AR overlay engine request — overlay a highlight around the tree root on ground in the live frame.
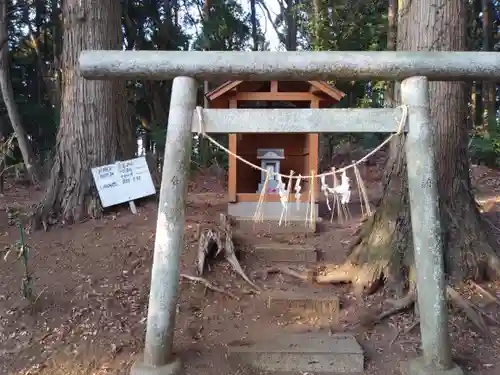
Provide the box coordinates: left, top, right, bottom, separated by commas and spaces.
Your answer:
258, 265, 313, 282
373, 289, 416, 323
260, 261, 384, 295
390, 318, 420, 347
363, 286, 497, 338
446, 286, 490, 340
470, 281, 500, 307
180, 274, 239, 300
196, 213, 260, 293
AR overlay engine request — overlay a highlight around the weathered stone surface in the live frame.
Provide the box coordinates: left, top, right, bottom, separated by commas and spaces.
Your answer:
264, 289, 340, 322
80, 50, 500, 82
233, 219, 317, 234
228, 202, 317, 221
229, 210, 320, 234
130, 357, 183, 375
228, 332, 364, 373
252, 243, 318, 263
400, 357, 464, 375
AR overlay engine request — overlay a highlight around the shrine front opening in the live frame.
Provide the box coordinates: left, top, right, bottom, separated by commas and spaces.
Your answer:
205, 79, 345, 221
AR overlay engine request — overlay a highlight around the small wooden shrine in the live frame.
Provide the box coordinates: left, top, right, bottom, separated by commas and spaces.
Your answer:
205, 80, 345, 220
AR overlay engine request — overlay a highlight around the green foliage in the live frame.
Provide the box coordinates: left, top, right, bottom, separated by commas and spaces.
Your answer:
302, 0, 388, 52
147, 121, 167, 154
193, 0, 253, 51
470, 123, 500, 167
3, 223, 36, 302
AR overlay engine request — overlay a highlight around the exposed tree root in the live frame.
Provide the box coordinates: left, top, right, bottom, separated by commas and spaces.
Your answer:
196, 213, 260, 292
470, 281, 500, 307
390, 318, 420, 347
258, 265, 313, 282
374, 288, 416, 323
260, 260, 385, 296
446, 286, 490, 340
180, 274, 238, 300
30, 155, 104, 231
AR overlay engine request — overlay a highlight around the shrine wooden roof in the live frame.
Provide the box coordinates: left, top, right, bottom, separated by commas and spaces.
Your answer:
205, 80, 345, 103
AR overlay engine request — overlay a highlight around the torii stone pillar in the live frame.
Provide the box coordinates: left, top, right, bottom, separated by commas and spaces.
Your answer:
400, 76, 463, 375
131, 76, 197, 375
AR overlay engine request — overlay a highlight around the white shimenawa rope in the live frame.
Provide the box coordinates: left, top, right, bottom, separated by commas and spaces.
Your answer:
195, 105, 408, 179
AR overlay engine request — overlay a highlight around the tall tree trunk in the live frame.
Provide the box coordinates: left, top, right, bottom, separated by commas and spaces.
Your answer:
481, 0, 497, 133
285, 0, 297, 51
18, 0, 62, 109
384, 0, 397, 107
113, 0, 135, 160
312, 0, 329, 51
312, 0, 331, 170
51, 0, 63, 106
472, 0, 483, 129
384, 0, 401, 179
0, 0, 40, 183
0, 118, 5, 194
474, 82, 484, 129
33, 0, 125, 229
321, 0, 500, 295
250, 0, 258, 51
200, 0, 211, 167
115, 82, 136, 160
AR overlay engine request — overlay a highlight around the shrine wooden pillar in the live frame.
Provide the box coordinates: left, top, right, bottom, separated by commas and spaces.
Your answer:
309, 98, 320, 197
228, 99, 238, 202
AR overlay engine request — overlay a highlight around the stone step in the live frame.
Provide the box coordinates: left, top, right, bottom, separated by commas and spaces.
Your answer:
264, 289, 340, 323
232, 217, 319, 234
228, 332, 364, 373
251, 243, 318, 263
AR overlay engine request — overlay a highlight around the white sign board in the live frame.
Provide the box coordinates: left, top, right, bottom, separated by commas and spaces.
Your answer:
91, 156, 156, 208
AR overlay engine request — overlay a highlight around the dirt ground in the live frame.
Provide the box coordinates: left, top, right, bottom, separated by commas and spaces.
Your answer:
1, 165, 500, 375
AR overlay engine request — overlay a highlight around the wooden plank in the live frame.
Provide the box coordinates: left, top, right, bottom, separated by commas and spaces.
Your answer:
237, 193, 309, 203
233, 92, 314, 101
308, 81, 345, 100
193, 108, 405, 133
309, 99, 320, 201
228, 99, 238, 202
206, 80, 242, 100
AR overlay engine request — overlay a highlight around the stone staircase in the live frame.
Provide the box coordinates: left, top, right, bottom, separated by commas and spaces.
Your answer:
232, 226, 365, 374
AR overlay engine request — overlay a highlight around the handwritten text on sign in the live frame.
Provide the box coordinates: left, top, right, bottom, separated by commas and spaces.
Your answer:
91, 157, 156, 208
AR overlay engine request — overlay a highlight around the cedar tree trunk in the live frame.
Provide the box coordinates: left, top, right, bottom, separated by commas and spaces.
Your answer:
33, 0, 129, 228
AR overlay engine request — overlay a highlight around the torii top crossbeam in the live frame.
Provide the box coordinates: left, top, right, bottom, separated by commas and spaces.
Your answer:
79, 51, 500, 81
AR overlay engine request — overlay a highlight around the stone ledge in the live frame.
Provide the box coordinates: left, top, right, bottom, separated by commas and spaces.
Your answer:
233, 218, 319, 234
251, 243, 318, 263
264, 289, 340, 322
401, 357, 464, 375
130, 356, 183, 375
228, 332, 363, 373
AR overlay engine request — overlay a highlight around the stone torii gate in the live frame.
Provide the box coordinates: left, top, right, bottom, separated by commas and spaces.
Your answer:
79, 51, 500, 375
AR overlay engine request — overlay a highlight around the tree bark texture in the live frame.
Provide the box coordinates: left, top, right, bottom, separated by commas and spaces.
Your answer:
250, 0, 258, 51
348, 0, 500, 292
33, 0, 129, 228
0, 0, 40, 183
285, 0, 297, 51
481, 0, 497, 133
384, 0, 397, 107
